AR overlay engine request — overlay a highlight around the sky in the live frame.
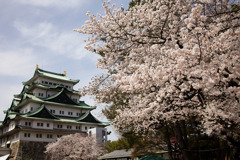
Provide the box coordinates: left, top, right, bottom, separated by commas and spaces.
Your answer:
0, 0, 131, 141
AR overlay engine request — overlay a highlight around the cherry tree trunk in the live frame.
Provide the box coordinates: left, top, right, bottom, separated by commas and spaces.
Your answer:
174, 121, 190, 160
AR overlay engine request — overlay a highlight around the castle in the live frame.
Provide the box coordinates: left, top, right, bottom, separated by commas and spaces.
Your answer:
0, 66, 108, 159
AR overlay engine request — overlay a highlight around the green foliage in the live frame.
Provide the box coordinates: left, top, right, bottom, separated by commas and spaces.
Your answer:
105, 138, 131, 153
129, 0, 141, 8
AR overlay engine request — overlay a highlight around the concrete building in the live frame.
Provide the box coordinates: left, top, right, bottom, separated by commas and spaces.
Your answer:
0, 66, 108, 159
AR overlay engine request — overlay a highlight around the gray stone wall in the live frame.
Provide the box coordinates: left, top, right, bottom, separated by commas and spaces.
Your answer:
9, 141, 49, 160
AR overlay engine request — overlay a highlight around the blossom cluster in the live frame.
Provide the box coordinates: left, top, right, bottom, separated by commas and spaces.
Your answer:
75, 0, 240, 141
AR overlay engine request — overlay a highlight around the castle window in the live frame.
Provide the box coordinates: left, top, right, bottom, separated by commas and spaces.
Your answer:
38, 93, 43, 97
59, 110, 64, 115
30, 107, 33, 111
45, 81, 48, 84
24, 133, 30, 137
85, 126, 88, 130
47, 134, 53, 138
50, 109, 55, 113
57, 125, 62, 128
53, 83, 56, 85
76, 126, 81, 130
47, 123, 50, 127
68, 112, 73, 115
25, 122, 31, 126
67, 125, 72, 129
49, 82, 52, 85
36, 134, 42, 138
37, 122, 43, 127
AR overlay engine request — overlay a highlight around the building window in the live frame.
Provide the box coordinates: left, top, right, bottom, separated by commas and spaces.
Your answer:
59, 110, 64, 115
85, 126, 88, 130
37, 122, 43, 127
38, 93, 43, 97
25, 122, 31, 126
30, 107, 33, 111
47, 123, 50, 127
68, 112, 73, 115
47, 134, 53, 138
49, 82, 52, 85
57, 125, 62, 128
24, 133, 30, 137
76, 126, 81, 130
67, 125, 72, 129
36, 134, 42, 138
50, 109, 55, 114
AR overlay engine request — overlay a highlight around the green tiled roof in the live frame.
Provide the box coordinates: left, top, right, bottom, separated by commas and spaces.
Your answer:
21, 109, 109, 126
23, 68, 79, 85
44, 88, 79, 105
0, 111, 18, 126
77, 111, 105, 124
14, 83, 80, 100
23, 105, 59, 120
16, 93, 95, 110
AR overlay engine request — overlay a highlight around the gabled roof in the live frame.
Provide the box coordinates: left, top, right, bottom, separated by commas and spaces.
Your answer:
44, 88, 78, 105
15, 93, 95, 110
77, 111, 103, 124
0, 110, 18, 126
23, 68, 79, 86
0, 109, 108, 127
22, 105, 59, 120
29, 83, 80, 94
9, 98, 20, 111
14, 83, 80, 100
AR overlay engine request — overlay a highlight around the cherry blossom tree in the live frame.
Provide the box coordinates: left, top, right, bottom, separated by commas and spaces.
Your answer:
45, 133, 101, 160
75, 0, 240, 159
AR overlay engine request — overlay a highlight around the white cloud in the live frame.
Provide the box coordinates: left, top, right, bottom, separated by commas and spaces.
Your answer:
16, 0, 89, 9
0, 49, 37, 77
13, 21, 91, 60
14, 21, 53, 39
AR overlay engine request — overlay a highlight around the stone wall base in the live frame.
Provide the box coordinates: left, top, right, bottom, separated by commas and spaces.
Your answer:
9, 141, 49, 160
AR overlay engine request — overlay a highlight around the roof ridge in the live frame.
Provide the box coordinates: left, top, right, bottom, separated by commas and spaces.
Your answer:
37, 68, 65, 77
24, 104, 59, 120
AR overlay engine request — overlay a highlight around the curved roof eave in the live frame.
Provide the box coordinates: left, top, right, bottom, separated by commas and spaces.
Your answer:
23, 69, 79, 85
28, 83, 81, 94
22, 104, 59, 120
76, 111, 109, 126
15, 93, 95, 110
